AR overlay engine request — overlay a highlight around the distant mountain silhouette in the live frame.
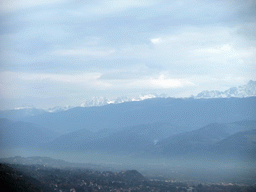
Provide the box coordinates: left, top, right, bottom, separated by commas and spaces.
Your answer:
46, 122, 185, 153
153, 122, 256, 159
44, 128, 97, 151
20, 97, 256, 133
41, 120, 256, 160
0, 118, 58, 148
154, 123, 230, 156
211, 129, 256, 159
1, 97, 256, 162
0, 108, 46, 121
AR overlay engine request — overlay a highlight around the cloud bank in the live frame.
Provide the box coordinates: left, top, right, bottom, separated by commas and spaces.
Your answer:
0, 0, 255, 109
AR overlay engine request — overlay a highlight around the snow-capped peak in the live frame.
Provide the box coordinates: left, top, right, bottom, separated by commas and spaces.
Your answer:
195, 80, 256, 98
80, 97, 112, 107
80, 94, 165, 107
47, 105, 73, 113
138, 94, 157, 100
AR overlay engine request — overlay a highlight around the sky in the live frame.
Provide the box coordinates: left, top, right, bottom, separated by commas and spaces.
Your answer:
0, 0, 255, 110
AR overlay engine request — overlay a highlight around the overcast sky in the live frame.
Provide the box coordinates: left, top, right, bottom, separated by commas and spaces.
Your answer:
0, 0, 255, 109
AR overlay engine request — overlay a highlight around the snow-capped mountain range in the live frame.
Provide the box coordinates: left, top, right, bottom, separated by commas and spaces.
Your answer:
80, 94, 165, 107
2, 81, 255, 114
81, 80, 256, 108
0, 94, 165, 116
47, 80, 256, 112
195, 80, 256, 98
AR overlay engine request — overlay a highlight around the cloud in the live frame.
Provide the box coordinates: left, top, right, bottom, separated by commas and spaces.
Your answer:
96, 0, 156, 12
53, 48, 116, 57
0, 0, 66, 12
193, 43, 255, 58
0, 71, 112, 99
69, 0, 157, 17
127, 73, 195, 89
0, 0, 255, 109
118, 25, 255, 74
0, 70, 194, 99
150, 38, 162, 44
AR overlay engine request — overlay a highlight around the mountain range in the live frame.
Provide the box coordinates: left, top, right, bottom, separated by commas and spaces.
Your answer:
153, 121, 256, 158
0, 81, 256, 165
80, 94, 162, 107
45, 120, 256, 160
195, 80, 256, 98
0, 81, 255, 117
0, 118, 58, 148
18, 97, 256, 133
1, 117, 255, 161
79, 80, 256, 107
1, 96, 256, 161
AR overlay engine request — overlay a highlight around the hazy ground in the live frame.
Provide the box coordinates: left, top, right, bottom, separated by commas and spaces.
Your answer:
1, 147, 255, 184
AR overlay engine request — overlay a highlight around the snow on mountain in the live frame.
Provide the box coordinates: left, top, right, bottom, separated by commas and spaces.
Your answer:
2, 94, 164, 115
0, 107, 46, 120
80, 94, 164, 107
47, 105, 73, 113
81, 97, 113, 107
6, 81, 256, 113
195, 80, 256, 98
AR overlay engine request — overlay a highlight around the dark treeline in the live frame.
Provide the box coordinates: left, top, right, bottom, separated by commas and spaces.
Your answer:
1, 163, 256, 192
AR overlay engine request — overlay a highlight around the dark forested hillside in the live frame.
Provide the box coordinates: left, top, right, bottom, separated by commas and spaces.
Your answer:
0, 163, 54, 192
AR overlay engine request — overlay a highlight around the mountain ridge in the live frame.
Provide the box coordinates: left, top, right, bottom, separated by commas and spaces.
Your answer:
195, 80, 256, 98
20, 97, 256, 133
1, 80, 255, 115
